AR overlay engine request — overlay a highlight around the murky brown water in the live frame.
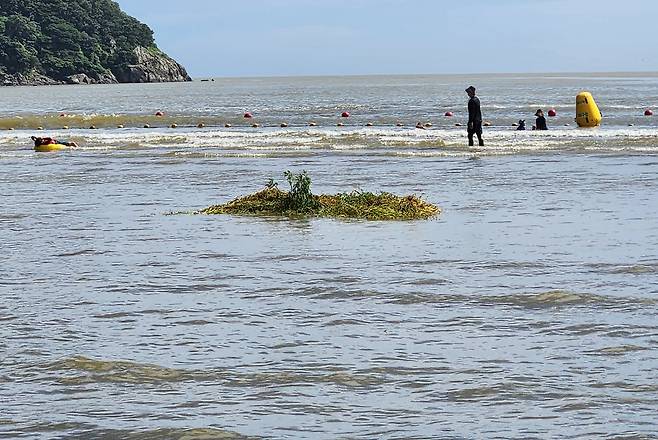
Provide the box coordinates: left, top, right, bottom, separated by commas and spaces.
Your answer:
2, 75, 658, 439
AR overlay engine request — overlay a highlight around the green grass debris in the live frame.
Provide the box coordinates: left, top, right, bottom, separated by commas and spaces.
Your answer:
199, 171, 440, 220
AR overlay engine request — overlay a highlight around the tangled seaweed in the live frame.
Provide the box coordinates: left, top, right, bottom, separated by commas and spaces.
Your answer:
200, 171, 440, 221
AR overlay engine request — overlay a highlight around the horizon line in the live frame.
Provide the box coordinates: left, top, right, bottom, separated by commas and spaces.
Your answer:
190, 70, 658, 80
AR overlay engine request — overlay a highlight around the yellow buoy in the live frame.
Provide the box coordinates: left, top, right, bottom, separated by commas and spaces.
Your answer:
576, 92, 602, 127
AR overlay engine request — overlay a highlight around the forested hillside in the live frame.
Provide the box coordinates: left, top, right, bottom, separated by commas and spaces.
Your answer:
0, 0, 190, 85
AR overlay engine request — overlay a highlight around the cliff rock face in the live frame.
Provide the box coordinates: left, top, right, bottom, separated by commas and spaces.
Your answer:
1, 49, 190, 86
65, 72, 118, 85
1, 71, 60, 86
2, 71, 121, 86
114, 47, 192, 83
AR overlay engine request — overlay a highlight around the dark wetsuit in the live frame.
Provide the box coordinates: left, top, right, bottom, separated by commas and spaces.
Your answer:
467, 96, 484, 146
535, 116, 548, 130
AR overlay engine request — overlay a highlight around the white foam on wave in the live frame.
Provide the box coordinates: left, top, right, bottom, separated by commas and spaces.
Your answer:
2, 126, 658, 156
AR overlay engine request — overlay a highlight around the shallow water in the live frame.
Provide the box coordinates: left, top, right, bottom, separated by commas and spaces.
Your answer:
1, 74, 658, 439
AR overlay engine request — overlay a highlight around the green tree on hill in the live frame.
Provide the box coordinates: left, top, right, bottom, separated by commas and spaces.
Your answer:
0, 0, 186, 83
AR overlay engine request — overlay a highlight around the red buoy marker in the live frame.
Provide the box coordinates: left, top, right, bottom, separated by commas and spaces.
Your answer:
341, 111, 350, 118
645, 109, 654, 116
244, 112, 253, 119
155, 111, 164, 117
444, 111, 454, 117
548, 109, 557, 117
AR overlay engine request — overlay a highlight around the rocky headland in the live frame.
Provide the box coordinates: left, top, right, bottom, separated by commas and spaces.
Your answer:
0, 0, 191, 86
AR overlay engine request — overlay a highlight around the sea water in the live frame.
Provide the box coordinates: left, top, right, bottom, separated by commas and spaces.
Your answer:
1, 74, 657, 439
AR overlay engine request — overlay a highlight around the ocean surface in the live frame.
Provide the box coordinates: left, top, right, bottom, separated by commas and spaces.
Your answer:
1, 73, 658, 439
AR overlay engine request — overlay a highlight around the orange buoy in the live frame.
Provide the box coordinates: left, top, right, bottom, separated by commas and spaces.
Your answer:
244, 112, 253, 119
341, 112, 350, 118
645, 109, 654, 116
444, 111, 453, 117
155, 111, 164, 117
548, 109, 557, 117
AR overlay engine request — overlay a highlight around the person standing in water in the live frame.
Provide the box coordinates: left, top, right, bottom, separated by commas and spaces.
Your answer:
465, 86, 484, 146
534, 109, 548, 130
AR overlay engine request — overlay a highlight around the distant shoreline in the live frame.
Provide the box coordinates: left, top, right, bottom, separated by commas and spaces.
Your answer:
190, 71, 658, 81
4, 71, 657, 87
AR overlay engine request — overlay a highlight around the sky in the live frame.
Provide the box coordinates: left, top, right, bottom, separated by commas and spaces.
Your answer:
115, 0, 658, 77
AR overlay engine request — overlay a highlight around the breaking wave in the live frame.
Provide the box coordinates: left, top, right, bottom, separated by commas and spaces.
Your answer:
2, 125, 658, 158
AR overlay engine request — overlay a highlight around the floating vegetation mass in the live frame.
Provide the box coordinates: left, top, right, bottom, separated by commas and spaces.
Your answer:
199, 171, 440, 220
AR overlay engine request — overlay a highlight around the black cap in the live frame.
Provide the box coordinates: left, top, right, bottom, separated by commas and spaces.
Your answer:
465, 86, 476, 93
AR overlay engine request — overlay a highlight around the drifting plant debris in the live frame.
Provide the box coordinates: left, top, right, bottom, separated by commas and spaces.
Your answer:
199, 171, 440, 220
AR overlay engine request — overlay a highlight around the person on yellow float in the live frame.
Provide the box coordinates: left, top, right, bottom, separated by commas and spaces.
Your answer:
31, 136, 78, 148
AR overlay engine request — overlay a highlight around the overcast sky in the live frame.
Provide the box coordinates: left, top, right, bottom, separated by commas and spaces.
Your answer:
115, 0, 657, 77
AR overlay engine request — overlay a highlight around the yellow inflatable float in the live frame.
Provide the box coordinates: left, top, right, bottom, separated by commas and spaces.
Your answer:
34, 143, 68, 152
31, 135, 74, 152
576, 92, 602, 127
